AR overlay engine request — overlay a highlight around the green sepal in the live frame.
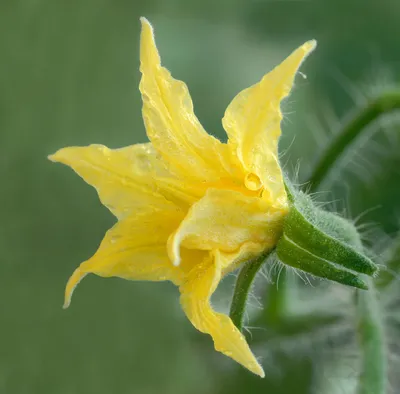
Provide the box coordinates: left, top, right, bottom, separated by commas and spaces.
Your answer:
277, 234, 368, 289
277, 182, 378, 289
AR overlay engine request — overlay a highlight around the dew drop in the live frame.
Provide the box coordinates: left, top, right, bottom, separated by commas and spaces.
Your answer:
244, 173, 262, 191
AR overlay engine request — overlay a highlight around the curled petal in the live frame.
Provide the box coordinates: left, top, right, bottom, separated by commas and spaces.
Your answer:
216, 242, 270, 276
64, 209, 185, 308
222, 40, 316, 205
168, 188, 287, 267
179, 254, 265, 377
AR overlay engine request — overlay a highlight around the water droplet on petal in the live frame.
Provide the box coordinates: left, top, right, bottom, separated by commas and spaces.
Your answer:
244, 173, 262, 191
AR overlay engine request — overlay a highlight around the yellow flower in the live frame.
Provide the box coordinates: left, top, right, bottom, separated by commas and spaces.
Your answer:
49, 17, 315, 377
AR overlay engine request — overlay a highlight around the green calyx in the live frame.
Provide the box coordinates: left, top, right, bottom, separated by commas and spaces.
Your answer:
276, 183, 378, 289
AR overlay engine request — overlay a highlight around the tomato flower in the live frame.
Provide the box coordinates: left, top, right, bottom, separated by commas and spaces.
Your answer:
49, 17, 315, 376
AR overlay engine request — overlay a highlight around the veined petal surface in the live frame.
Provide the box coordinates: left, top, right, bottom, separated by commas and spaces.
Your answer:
179, 254, 265, 377
139, 18, 241, 184
49, 143, 198, 218
168, 188, 286, 267
222, 41, 316, 204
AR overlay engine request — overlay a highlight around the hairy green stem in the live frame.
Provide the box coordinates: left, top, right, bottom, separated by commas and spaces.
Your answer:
308, 91, 400, 192
306, 93, 393, 393
356, 278, 387, 394
229, 250, 273, 331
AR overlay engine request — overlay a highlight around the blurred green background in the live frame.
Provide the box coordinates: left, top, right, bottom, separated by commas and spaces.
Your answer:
2, 0, 400, 393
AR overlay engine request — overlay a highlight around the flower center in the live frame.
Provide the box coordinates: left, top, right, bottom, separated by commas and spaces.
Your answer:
244, 172, 263, 191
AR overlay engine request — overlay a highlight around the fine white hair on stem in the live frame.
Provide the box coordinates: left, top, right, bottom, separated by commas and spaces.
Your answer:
248, 292, 263, 310
258, 266, 272, 282
352, 205, 382, 226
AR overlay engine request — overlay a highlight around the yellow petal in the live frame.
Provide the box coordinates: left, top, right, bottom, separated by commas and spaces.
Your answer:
139, 18, 240, 183
222, 41, 316, 204
180, 254, 264, 377
216, 242, 269, 276
168, 188, 286, 267
49, 143, 197, 218
64, 208, 185, 308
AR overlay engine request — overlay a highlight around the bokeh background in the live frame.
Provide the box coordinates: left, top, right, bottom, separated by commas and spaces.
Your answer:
2, 0, 400, 393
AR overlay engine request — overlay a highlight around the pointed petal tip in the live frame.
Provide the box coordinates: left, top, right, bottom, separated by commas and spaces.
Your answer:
48, 153, 56, 162
64, 268, 88, 310
253, 363, 265, 378
62, 300, 70, 309
140, 16, 152, 30
139, 15, 160, 70
298, 40, 317, 61
305, 39, 317, 51
47, 148, 68, 163
140, 16, 155, 41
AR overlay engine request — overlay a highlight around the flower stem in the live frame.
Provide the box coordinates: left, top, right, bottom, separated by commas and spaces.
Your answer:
306, 92, 394, 394
356, 278, 387, 394
308, 91, 400, 193
230, 251, 273, 331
